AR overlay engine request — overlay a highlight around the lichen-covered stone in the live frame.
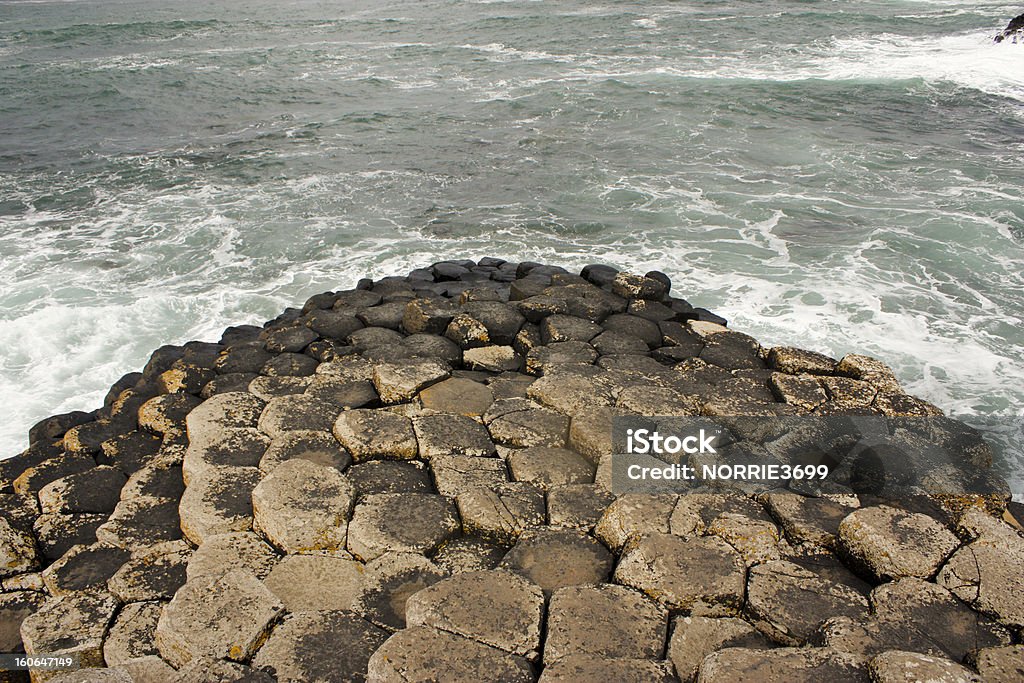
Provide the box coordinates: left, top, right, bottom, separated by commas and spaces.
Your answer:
263, 554, 366, 612
372, 358, 450, 404
367, 626, 534, 683
179, 466, 262, 545
463, 345, 521, 372
33, 512, 107, 561
252, 610, 389, 683
547, 484, 615, 531
413, 413, 495, 459
38, 466, 127, 515
251, 458, 355, 554
185, 392, 265, 447
668, 615, 773, 682
405, 570, 545, 658
155, 569, 284, 668
746, 560, 869, 645
488, 404, 569, 448
185, 531, 278, 583
614, 533, 745, 613
138, 393, 202, 434
258, 429, 351, 474
41, 542, 130, 596
544, 584, 668, 663
20, 590, 120, 669
182, 427, 269, 484
357, 552, 449, 630
107, 540, 191, 602
868, 650, 980, 683
347, 493, 460, 561
594, 494, 677, 553
500, 528, 613, 594
976, 645, 1024, 681
333, 409, 418, 461
103, 600, 162, 666
258, 394, 338, 437
763, 492, 858, 550
539, 655, 676, 683
767, 347, 837, 375
506, 446, 595, 490
697, 647, 868, 683
0, 590, 47, 653
0, 516, 39, 578
457, 482, 545, 543
837, 505, 959, 582
419, 377, 494, 416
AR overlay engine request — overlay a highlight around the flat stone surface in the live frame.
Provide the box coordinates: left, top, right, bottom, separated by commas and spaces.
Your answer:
252, 610, 389, 683
96, 496, 182, 550
98, 430, 163, 474
0, 590, 47, 652
500, 528, 613, 594
305, 376, 379, 408
525, 341, 597, 376
357, 552, 449, 630
464, 345, 521, 372
41, 542, 131, 596
170, 657, 275, 683
456, 482, 545, 543
541, 314, 602, 344
372, 358, 450, 404
182, 427, 269, 485
258, 429, 351, 474
20, 590, 119, 667
14, 452, 96, 496
347, 493, 460, 561
114, 655, 177, 683
545, 583, 668, 662
248, 374, 312, 401
431, 454, 507, 497
179, 466, 262, 545
263, 553, 366, 612
346, 460, 434, 498
547, 484, 615, 531
432, 536, 508, 574
526, 370, 614, 415
367, 626, 534, 683
155, 569, 285, 668
185, 392, 266, 447
837, 504, 959, 582
261, 351, 319, 377
506, 446, 595, 490
614, 532, 746, 613
38, 466, 127, 515
138, 393, 202, 434
406, 570, 544, 658
333, 409, 418, 461
419, 377, 494, 417
258, 394, 338, 438
34, 512, 107, 561
768, 347, 838, 375
108, 541, 191, 602
668, 615, 773, 682
538, 655, 676, 683
763, 492, 858, 550
185, 531, 278, 582
413, 413, 495, 458
976, 645, 1024, 681
594, 494, 677, 553
488, 404, 570, 448
252, 458, 355, 554
868, 651, 980, 683
746, 560, 869, 645
697, 647, 868, 683
103, 600, 162, 666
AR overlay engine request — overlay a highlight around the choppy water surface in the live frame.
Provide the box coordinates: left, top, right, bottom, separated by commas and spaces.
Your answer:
1, 0, 1023, 486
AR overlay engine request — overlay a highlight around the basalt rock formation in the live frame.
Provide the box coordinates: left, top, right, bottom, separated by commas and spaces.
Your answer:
994, 12, 1024, 43
0, 259, 1022, 682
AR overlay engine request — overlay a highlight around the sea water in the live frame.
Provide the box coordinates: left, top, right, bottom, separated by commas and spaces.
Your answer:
1, 0, 1022, 490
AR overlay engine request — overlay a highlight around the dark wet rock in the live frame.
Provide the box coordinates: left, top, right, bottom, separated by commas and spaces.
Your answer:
261, 351, 319, 377
994, 12, 1024, 43
0, 590, 47, 653
611, 272, 668, 300
158, 364, 216, 395
98, 430, 163, 474
257, 394, 338, 438
248, 374, 311, 401
305, 375, 379, 408
699, 331, 765, 370
541, 314, 602, 344
358, 301, 409, 330
601, 313, 662, 348
252, 610, 388, 683
40, 542, 130, 596
403, 298, 458, 335
29, 410, 95, 446
581, 263, 618, 287
200, 371, 257, 398
37, 465, 125, 515
33, 512, 107, 561
97, 496, 182, 550
14, 452, 95, 496
215, 343, 274, 375
108, 541, 190, 602
304, 308, 365, 340
182, 428, 269, 484
345, 460, 434, 500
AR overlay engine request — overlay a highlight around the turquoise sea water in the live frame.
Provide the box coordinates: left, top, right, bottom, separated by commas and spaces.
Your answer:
1, 0, 1022, 486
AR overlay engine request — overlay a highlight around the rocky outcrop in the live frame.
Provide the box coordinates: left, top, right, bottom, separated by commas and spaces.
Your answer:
0, 258, 1019, 681
994, 13, 1024, 43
